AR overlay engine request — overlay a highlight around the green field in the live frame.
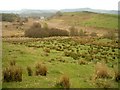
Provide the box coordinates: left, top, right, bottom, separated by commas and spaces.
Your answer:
2, 37, 119, 88
50, 12, 118, 30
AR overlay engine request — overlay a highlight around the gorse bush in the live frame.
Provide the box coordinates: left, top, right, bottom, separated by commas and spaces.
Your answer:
49, 28, 69, 37
25, 22, 49, 38
27, 66, 33, 76
3, 65, 22, 82
35, 62, 47, 76
25, 22, 69, 38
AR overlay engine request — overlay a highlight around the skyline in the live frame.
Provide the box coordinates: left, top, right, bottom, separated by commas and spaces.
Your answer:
0, 0, 119, 10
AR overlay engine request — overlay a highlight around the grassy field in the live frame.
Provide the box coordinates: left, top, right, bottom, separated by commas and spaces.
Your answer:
2, 11, 119, 88
49, 12, 118, 30
2, 37, 119, 88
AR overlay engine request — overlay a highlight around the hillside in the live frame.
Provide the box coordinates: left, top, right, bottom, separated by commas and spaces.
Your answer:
49, 11, 118, 30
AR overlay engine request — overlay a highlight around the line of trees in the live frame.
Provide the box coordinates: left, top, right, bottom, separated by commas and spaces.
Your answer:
1, 13, 20, 22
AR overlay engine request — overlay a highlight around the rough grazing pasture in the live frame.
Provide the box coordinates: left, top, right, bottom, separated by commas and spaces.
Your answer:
2, 12, 119, 88
2, 37, 119, 88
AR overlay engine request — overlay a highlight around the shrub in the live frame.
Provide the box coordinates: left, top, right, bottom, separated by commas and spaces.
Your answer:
10, 60, 16, 66
49, 28, 69, 37
35, 63, 47, 76
3, 66, 22, 82
25, 22, 49, 38
27, 66, 33, 76
25, 22, 69, 38
94, 62, 109, 79
56, 74, 70, 88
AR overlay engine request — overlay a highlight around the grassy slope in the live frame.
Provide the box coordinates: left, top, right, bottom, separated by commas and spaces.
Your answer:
50, 12, 118, 30
2, 37, 119, 88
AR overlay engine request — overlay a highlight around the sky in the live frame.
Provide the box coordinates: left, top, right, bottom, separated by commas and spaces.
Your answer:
0, 0, 119, 10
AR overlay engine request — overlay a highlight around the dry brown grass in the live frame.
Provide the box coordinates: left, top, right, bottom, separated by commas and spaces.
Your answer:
56, 74, 70, 88
94, 62, 110, 79
3, 65, 22, 82
35, 62, 47, 76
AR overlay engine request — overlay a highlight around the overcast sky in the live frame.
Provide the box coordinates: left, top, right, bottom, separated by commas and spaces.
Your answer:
0, 0, 119, 10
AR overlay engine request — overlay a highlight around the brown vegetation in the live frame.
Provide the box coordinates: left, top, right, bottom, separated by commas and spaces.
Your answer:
56, 74, 70, 88
3, 66, 22, 82
35, 62, 47, 76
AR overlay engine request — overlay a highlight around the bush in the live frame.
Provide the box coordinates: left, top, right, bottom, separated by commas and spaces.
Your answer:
35, 63, 47, 76
49, 28, 69, 37
56, 74, 70, 88
27, 66, 33, 76
25, 22, 69, 38
25, 23, 49, 38
94, 62, 110, 79
3, 66, 22, 82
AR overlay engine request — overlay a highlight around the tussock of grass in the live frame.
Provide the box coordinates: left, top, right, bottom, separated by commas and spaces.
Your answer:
3, 65, 22, 82
56, 74, 70, 88
27, 66, 33, 76
94, 62, 110, 79
35, 62, 47, 76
